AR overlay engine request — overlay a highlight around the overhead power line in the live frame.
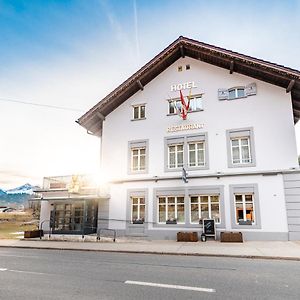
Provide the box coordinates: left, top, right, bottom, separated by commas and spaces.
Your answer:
0, 97, 85, 112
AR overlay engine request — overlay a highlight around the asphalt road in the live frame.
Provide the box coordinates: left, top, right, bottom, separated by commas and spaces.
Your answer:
0, 248, 299, 300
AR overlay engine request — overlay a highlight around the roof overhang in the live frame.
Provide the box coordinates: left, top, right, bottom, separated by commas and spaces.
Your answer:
77, 36, 300, 136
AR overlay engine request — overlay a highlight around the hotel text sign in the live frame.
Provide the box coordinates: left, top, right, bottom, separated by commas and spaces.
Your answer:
170, 81, 197, 92
167, 123, 204, 133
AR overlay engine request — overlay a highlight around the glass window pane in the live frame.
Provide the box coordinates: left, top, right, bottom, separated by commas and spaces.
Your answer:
232, 147, 240, 163
177, 151, 183, 167
168, 205, 176, 220
177, 197, 184, 204
245, 195, 253, 202
231, 139, 239, 147
159, 205, 166, 222
169, 102, 175, 114
133, 107, 139, 119
191, 196, 198, 203
159, 197, 166, 204
132, 205, 138, 221
168, 197, 175, 203
140, 148, 145, 155
140, 155, 145, 170
245, 203, 254, 222
211, 203, 220, 223
235, 195, 243, 202
237, 89, 245, 98
235, 203, 244, 222
200, 196, 208, 203
189, 149, 196, 166
177, 144, 183, 151
132, 198, 138, 204
200, 204, 209, 220
191, 204, 199, 223
241, 138, 249, 146
139, 198, 145, 204
229, 89, 236, 99
169, 152, 175, 168
198, 149, 205, 165
241, 146, 250, 162
177, 204, 185, 223
140, 106, 145, 118
169, 145, 175, 152
132, 156, 139, 170
139, 205, 145, 220
189, 143, 195, 151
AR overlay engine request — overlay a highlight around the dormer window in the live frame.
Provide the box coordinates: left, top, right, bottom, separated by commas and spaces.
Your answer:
132, 104, 145, 120
228, 87, 245, 100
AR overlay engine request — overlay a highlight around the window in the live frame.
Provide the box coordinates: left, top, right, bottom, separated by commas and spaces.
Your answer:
227, 128, 256, 168
131, 197, 145, 223
128, 140, 148, 174
231, 137, 251, 164
190, 195, 220, 224
178, 66, 183, 72
234, 194, 255, 225
229, 184, 260, 229
158, 196, 185, 223
168, 144, 184, 168
218, 83, 257, 101
186, 64, 190, 70
168, 95, 203, 115
165, 134, 208, 171
132, 104, 145, 120
228, 87, 245, 100
188, 142, 205, 167
131, 147, 146, 171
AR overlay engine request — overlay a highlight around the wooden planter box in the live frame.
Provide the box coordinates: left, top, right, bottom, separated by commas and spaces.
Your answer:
177, 232, 198, 242
220, 232, 243, 243
24, 230, 43, 238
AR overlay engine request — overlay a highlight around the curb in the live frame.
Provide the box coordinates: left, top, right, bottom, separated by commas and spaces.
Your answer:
1, 245, 300, 262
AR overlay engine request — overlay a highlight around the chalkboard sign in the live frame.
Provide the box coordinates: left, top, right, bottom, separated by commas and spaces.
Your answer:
203, 219, 216, 239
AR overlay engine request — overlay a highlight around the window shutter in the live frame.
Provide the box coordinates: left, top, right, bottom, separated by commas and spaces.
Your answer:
245, 83, 257, 96
218, 88, 229, 100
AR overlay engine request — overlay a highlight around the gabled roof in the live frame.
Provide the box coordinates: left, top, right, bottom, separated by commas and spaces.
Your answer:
77, 36, 300, 136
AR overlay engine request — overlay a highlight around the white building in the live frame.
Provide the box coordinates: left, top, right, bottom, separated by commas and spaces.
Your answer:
48, 36, 300, 240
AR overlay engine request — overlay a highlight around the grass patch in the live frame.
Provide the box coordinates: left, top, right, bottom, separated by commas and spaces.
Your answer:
0, 211, 38, 239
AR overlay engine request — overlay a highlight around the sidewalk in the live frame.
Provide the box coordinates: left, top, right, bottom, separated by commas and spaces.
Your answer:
1, 237, 300, 261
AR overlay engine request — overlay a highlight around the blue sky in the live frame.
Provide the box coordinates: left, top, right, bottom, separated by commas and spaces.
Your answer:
0, 0, 300, 188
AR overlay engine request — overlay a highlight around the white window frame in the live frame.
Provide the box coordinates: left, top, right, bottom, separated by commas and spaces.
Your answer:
131, 197, 145, 223
131, 147, 146, 171
234, 194, 255, 225
231, 137, 252, 165
132, 104, 145, 120
190, 195, 220, 224
168, 144, 184, 169
188, 141, 205, 167
158, 196, 185, 224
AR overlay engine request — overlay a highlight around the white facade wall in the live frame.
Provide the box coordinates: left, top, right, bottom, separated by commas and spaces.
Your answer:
99, 57, 298, 240
102, 57, 298, 181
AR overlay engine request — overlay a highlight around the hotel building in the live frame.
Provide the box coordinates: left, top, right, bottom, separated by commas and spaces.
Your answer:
40, 37, 300, 240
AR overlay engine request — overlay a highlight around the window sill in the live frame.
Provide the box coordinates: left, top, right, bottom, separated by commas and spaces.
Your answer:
228, 163, 256, 168
131, 118, 146, 121
167, 109, 203, 117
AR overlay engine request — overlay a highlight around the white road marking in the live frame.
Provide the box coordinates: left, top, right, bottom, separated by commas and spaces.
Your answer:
9, 269, 47, 275
0, 267, 48, 275
125, 280, 216, 293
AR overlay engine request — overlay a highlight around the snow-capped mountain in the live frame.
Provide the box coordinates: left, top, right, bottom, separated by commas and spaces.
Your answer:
0, 183, 40, 205
6, 183, 38, 195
